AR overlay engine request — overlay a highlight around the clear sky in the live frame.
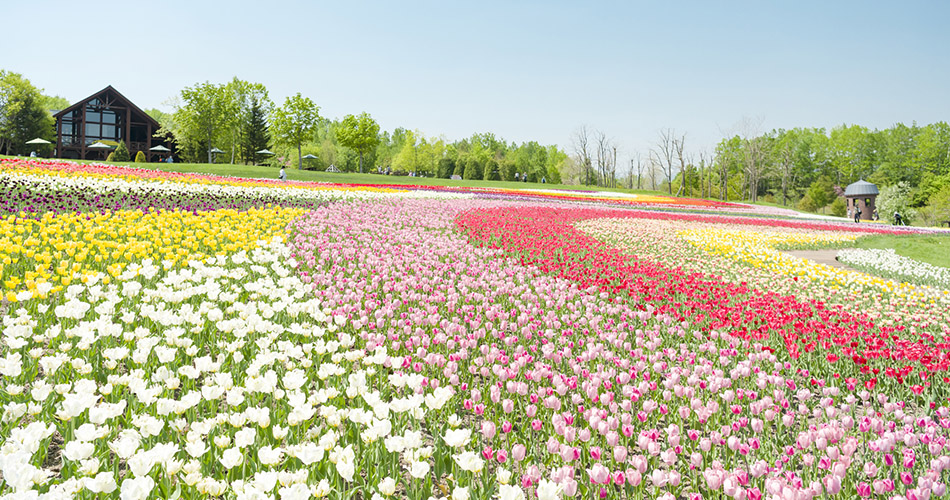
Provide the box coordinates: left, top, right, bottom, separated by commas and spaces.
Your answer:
5, 0, 948, 165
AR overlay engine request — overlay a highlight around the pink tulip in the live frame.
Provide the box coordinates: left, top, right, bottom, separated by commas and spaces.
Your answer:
481, 421, 496, 440
613, 471, 625, 486
562, 478, 578, 497
512, 444, 526, 461
823, 475, 841, 495
589, 463, 610, 484
856, 482, 871, 497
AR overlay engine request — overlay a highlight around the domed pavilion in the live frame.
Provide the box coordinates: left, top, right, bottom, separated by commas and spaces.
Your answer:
843, 180, 879, 221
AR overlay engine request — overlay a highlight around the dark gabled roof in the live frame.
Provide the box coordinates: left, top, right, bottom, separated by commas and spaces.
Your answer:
53, 85, 162, 130
844, 179, 879, 197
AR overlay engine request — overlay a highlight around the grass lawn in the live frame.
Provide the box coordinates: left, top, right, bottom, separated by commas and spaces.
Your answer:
851, 233, 950, 269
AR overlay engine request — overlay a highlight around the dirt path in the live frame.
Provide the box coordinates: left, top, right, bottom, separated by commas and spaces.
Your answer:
782, 249, 857, 271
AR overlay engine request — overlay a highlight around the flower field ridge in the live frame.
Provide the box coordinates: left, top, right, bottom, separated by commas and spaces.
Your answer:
3, 160, 950, 500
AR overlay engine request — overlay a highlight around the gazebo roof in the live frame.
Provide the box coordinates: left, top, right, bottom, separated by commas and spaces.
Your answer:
844, 179, 879, 197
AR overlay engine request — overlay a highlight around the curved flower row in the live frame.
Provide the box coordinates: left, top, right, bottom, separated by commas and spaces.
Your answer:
579, 218, 950, 349
454, 206, 950, 396
0, 168, 470, 218
837, 248, 950, 291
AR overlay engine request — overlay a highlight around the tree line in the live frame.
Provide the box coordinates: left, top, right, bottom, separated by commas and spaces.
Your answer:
154, 77, 567, 182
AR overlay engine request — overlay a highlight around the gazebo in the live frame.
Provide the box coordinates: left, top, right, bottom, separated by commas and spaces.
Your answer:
843, 180, 879, 221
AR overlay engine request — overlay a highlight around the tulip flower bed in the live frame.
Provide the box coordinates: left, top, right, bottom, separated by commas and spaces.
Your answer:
455, 207, 950, 395
837, 248, 950, 291
3, 160, 950, 500
578, 218, 950, 338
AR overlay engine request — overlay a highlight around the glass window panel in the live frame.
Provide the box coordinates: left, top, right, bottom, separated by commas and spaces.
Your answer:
86, 111, 101, 123
62, 123, 73, 136
86, 124, 100, 137
103, 125, 116, 139
102, 111, 117, 124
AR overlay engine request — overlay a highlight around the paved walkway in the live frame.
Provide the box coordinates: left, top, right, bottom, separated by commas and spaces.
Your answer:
783, 249, 856, 271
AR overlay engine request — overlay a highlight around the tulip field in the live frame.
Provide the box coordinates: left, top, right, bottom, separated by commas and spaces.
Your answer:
3, 159, 950, 500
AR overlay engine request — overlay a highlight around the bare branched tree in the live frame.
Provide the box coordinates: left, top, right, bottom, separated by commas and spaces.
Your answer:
571, 126, 593, 186
594, 130, 618, 188
673, 133, 688, 196
738, 116, 767, 202
655, 129, 678, 195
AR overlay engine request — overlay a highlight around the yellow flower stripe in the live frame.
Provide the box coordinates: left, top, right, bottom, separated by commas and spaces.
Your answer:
677, 227, 947, 300
1, 206, 309, 302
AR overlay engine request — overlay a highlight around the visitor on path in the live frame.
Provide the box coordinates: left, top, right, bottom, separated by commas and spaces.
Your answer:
30, 151, 36, 158
854, 205, 862, 223
872, 209, 879, 221
894, 212, 904, 226
279, 167, 286, 181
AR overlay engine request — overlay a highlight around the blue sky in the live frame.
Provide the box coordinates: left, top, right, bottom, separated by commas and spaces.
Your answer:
6, 0, 948, 163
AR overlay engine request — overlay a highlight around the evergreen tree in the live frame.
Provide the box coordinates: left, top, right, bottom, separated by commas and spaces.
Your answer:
135, 151, 146, 162
463, 157, 482, 180
241, 96, 270, 165
438, 157, 456, 178
113, 141, 130, 162
483, 158, 500, 181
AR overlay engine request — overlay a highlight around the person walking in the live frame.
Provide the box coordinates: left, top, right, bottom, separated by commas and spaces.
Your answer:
854, 205, 862, 223
279, 166, 286, 181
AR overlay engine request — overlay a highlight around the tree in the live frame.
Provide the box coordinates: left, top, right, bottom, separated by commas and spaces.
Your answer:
805, 176, 834, 213
438, 157, 456, 178
336, 112, 380, 174
227, 78, 271, 164
134, 150, 146, 163
241, 96, 270, 165
483, 158, 500, 181
877, 181, 918, 224
571, 126, 593, 186
171, 82, 238, 163
38, 95, 69, 113
655, 129, 678, 195
0, 70, 55, 156
271, 93, 320, 170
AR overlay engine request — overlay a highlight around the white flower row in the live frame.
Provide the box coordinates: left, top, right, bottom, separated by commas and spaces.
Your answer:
0, 170, 474, 206
837, 248, 950, 290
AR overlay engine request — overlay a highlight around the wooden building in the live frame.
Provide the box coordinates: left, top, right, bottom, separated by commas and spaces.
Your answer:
53, 86, 174, 161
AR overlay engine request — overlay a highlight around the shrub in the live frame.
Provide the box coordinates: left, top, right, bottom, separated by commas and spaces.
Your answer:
134, 151, 146, 163
830, 197, 846, 217
105, 152, 115, 162
877, 181, 918, 224
797, 193, 817, 213
113, 141, 130, 162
